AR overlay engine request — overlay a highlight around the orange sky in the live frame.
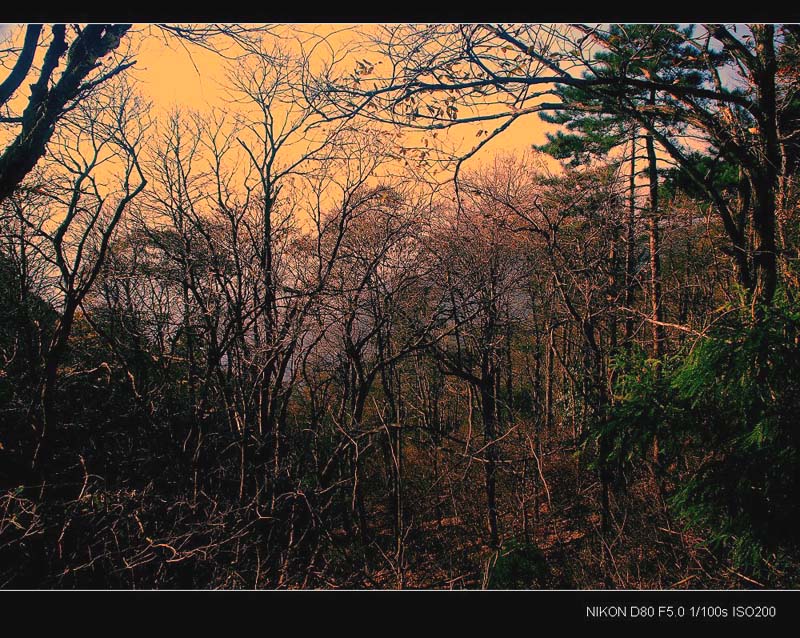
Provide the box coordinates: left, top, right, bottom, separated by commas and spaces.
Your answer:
128, 24, 558, 169
0, 23, 563, 187
1, 24, 671, 234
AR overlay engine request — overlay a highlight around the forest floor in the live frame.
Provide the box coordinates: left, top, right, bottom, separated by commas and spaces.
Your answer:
366, 437, 754, 590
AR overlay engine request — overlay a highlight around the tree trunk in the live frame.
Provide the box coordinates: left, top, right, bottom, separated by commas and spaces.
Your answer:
481, 379, 500, 548
645, 98, 665, 358
752, 25, 780, 314
30, 297, 81, 473
625, 128, 638, 345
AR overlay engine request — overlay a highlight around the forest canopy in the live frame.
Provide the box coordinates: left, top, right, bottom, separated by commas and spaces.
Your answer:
1, 23, 799, 589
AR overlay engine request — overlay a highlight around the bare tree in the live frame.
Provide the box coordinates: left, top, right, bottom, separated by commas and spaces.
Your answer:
311, 24, 800, 313
7, 78, 149, 471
